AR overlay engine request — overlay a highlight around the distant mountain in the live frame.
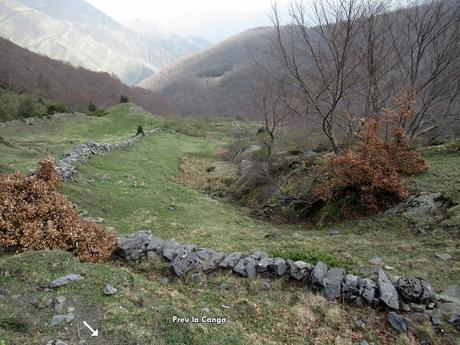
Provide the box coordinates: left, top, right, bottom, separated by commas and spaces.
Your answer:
0, 0, 210, 85
138, 27, 277, 118
0, 37, 171, 114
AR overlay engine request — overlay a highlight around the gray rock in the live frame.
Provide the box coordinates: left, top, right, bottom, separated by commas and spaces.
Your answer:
256, 257, 273, 273
448, 314, 460, 331
83, 216, 105, 224
359, 266, 380, 276
360, 341, 369, 345
65, 313, 75, 323
322, 268, 344, 300
53, 296, 66, 313
396, 277, 435, 304
201, 252, 226, 273
353, 320, 365, 330
234, 257, 257, 278
117, 231, 154, 261
261, 280, 272, 290
50, 274, 83, 288
378, 270, 399, 309
49, 315, 67, 326
343, 274, 360, 300
219, 252, 242, 269
145, 237, 165, 255
162, 240, 186, 262
161, 277, 169, 286
369, 256, 384, 266
359, 278, 377, 304
389, 192, 444, 217
387, 312, 408, 332
103, 284, 117, 296
435, 253, 452, 261
171, 252, 199, 277
410, 303, 425, 313
329, 229, 340, 236
310, 261, 328, 290
46, 341, 68, 345
431, 316, 443, 326
287, 260, 310, 281
268, 258, 288, 276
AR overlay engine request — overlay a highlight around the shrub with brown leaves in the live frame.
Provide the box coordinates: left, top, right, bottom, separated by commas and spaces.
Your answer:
314, 92, 428, 218
0, 157, 116, 262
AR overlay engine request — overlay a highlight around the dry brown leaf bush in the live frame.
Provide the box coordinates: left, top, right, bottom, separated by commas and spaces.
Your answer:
0, 157, 116, 262
314, 91, 428, 218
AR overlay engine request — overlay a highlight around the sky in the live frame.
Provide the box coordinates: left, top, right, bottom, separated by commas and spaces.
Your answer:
86, 0, 290, 42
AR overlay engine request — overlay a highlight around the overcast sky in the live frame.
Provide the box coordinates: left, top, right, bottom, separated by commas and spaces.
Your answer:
86, 0, 289, 42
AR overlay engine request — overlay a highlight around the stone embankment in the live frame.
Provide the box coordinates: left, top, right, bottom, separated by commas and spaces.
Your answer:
117, 231, 460, 332
31, 129, 158, 180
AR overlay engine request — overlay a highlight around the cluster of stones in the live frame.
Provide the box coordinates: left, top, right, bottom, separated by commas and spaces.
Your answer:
117, 231, 442, 327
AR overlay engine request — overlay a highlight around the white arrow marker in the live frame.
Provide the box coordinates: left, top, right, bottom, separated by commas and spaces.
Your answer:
83, 321, 99, 337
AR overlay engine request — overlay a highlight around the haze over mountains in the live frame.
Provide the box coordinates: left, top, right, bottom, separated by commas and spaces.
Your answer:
0, 0, 210, 85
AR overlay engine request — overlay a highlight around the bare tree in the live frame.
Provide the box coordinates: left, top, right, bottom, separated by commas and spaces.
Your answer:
389, 0, 460, 142
271, 0, 367, 153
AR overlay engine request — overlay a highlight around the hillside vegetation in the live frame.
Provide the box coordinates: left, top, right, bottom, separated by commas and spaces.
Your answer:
0, 38, 171, 114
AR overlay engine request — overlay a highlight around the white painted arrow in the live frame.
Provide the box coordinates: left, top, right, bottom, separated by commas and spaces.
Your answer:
83, 321, 99, 337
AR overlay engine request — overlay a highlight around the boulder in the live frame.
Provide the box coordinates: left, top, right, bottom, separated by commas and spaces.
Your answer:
219, 252, 242, 269
310, 261, 328, 290
287, 260, 310, 281
388, 192, 444, 217
378, 270, 399, 309
343, 274, 360, 300
234, 257, 258, 278
117, 231, 154, 261
268, 258, 288, 276
50, 274, 83, 288
322, 268, 344, 300
359, 278, 377, 304
256, 257, 273, 273
396, 277, 435, 304
388, 312, 408, 332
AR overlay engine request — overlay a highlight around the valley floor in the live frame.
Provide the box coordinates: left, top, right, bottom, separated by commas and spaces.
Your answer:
0, 104, 459, 344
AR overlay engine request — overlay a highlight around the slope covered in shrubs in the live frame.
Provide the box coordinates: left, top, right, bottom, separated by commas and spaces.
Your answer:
0, 157, 116, 262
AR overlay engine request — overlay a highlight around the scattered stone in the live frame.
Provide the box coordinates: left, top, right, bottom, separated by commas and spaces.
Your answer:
53, 296, 66, 313
261, 280, 272, 290
384, 265, 395, 271
329, 229, 340, 236
431, 316, 443, 326
378, 270, 399, 309
221, 304, 231, 309
0, 270, 10, 277
50, 274, 83, 288
103, 284, 117, 296
360, 341, 369, 345
50, 314, 73, 326
310, 261, 328, 290
388, 312, 408, 332
161, 277, 169, 286
83, 216, 105, 224
369, 256, 384, 266
322, 268, 344, 300
410, 303, 425, 313
46, 340, 68, 345
435, 253, 452, 261
396, 277, 435, 304
353, 319, 366, 330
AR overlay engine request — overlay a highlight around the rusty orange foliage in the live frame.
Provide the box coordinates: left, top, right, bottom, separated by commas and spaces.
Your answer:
314, 92, 427, 218
0, 157, 116, 262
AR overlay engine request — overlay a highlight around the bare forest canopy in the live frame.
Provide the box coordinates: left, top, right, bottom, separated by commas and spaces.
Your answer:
140, 0, 460, 147
0, 37, 171, 115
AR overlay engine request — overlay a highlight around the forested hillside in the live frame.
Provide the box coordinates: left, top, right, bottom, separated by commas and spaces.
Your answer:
0, 38, 171, 114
